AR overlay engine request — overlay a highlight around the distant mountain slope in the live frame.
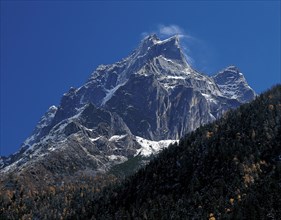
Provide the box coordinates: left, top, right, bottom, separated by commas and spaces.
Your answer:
87, 85, 281, 219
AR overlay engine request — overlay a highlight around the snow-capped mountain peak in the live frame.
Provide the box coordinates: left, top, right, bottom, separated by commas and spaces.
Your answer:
139, 34, 181, 48
134, 34, 188, 66
1, 35, 256, 180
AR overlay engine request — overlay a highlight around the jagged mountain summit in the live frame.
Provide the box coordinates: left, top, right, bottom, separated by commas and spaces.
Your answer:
213, 65, 256, 103
0, 34, 256, 180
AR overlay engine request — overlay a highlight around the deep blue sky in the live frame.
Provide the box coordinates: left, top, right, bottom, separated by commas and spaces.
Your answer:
1, 1, 280, 156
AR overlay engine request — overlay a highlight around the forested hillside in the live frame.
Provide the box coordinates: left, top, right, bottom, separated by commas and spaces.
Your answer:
88, 85, 281, 219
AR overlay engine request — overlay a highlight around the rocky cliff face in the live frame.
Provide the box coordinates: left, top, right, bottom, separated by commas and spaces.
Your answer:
0, 34, 256, 180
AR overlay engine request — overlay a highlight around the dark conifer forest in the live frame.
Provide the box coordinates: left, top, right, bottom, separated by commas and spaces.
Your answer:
1, 85, 280, 219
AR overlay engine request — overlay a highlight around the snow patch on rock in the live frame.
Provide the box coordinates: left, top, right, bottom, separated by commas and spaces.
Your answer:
135, 136, 177, 157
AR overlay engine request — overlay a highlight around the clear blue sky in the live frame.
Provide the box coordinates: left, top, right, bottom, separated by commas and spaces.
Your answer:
1, 1, 280, 156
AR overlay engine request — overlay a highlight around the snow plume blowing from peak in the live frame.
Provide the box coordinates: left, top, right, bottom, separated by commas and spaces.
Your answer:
141, 24, 195, 65
158, 24, 188, 39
